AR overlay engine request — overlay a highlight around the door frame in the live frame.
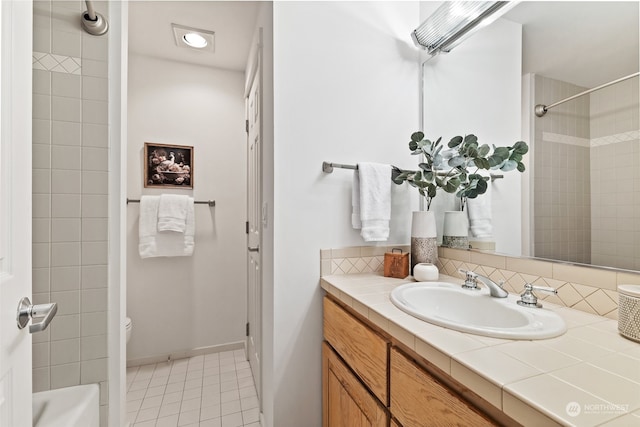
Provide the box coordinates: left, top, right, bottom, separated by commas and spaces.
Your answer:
0, 0, 33, 424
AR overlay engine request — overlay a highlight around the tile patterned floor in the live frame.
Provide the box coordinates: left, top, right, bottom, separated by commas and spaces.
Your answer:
126, 350, 260, 427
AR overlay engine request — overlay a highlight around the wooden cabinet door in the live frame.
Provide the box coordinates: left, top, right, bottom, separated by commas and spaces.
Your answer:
323, 342, 388, 427
323, 297, 389, 404
390, 348, 496, 427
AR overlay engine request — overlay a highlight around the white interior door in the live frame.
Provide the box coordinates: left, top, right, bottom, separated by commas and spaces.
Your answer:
0, 1, 34, 425
246, 51, 262, 402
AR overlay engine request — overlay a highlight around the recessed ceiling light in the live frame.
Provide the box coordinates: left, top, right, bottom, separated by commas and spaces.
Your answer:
172, 24, 215, 52
183, 33, 208, 48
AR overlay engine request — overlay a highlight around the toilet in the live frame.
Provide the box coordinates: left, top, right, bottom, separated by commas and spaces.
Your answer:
125, 317, 132, 344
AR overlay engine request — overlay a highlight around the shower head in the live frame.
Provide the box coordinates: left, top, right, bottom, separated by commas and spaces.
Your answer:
81, 0, 108, 36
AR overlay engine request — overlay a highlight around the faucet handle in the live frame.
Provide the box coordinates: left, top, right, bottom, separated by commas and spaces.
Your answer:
517, 283, 557, 308
458, 269, 479, 290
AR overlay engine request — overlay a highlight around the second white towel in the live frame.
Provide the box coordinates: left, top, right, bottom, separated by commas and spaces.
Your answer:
158, 194, 190, 232
357, 162, 391, 242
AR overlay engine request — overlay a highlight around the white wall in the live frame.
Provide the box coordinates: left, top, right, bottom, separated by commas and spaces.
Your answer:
272, 2, 420, 426
423, 18, 523, 255
126, 54, 247, 362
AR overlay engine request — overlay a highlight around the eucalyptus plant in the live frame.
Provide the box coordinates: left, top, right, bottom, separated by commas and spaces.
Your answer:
392, 131, 529, 210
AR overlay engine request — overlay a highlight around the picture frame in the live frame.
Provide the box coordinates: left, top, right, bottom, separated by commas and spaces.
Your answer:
144, 142, 194, 189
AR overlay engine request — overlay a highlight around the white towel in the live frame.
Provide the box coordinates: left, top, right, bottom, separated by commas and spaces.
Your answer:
351, 170, 362, 229
358, 162, 391, 242
139, 196, 195, 258
158, 194, 189, 233
467, 181, 493, 238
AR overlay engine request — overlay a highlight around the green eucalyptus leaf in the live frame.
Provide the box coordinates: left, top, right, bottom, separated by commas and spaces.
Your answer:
418, 163, 430, 172
414, 171, 422, 181
448, 136, 463, 148
426, 184, 436, 198
478, 144, 490, 157
424, 171, 434, 182
488, 155, 503, 168
467, 146, 479, 158
509, 152, 523, 162
475, 178, 488, 194
494, 147, 510, 159
517, 162, 526, 172
433, 154, 444, 167
501, 159, 518, 172
513, 140, 529, 155
419, 188, 425, 196
411, 131, 424, 143
409, 140, 418, 151
434, 136, 442, 147
448, 156, 465, 167
464, 134, 478, 145
475, 157, 490, 169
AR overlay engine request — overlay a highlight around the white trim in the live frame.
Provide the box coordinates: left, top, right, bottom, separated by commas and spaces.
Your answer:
108, 1, 127, 426
125, 341, 245, 368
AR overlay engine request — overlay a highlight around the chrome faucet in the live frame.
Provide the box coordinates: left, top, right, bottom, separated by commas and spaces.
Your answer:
517, 283, 558, 308
458, 269, 508, 298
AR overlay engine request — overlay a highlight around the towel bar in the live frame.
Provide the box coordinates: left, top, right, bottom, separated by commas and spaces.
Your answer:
126, 198, 215, 207
322, 161, 503, 181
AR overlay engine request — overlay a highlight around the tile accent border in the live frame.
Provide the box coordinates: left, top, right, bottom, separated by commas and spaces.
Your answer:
543, 130, 640, 148
33, 51, 82, 74
321, 245, 640, 320
320, 245, 410, 276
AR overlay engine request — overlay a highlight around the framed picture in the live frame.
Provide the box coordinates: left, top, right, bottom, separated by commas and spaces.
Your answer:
144, 142, 194, 189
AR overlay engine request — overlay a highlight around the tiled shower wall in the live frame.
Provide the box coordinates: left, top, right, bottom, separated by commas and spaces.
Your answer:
32, 1, 110, 425
590, 76, 640, 270
533, 74, 640, 270
533, 75, 591, 264
320, 245, 640, 319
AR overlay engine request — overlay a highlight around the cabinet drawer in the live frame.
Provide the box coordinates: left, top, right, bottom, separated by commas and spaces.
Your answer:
323, 342, 388, 427
390, 348, 495, 427
323, 297, 389, 404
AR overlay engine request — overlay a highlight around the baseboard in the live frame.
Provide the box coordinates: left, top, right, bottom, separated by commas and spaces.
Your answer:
126, 340, 246, 368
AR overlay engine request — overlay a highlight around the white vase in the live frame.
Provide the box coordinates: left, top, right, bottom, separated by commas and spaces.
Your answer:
410, 211, 438, 273
443, 211, 469, 249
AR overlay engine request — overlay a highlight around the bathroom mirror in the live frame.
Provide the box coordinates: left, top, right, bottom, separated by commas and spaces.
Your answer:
423, 1, 640, 271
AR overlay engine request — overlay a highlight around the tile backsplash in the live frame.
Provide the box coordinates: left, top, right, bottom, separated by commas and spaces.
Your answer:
321, 246, 640, 320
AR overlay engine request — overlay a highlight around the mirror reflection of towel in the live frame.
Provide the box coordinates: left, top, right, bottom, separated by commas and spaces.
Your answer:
467, 183, 492, 238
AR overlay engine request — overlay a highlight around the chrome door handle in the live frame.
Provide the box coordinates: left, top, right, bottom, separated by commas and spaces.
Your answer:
248, 246, 259, 252
17, 297, 58, 333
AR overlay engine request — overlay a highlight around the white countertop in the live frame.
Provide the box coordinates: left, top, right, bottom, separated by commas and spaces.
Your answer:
321, 273, 640, 427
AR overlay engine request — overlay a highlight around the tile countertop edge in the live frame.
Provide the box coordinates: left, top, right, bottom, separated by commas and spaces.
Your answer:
320, 273, 640, 427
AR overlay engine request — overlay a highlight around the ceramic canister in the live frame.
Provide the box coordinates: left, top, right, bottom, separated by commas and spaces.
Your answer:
413, 263, 439, 281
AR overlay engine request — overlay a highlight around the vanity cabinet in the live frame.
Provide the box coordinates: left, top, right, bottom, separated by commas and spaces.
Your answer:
323, 295, 500, 427
390, 347, 494, 427
322, 342, 388, 427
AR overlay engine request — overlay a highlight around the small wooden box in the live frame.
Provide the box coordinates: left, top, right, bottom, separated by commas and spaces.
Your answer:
384, 249, 409, 279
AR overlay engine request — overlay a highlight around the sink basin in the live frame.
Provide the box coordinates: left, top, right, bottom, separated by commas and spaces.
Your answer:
390, 282, 566, 340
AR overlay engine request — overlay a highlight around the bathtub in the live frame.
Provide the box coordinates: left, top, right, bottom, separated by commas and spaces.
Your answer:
33, 384, 99, 427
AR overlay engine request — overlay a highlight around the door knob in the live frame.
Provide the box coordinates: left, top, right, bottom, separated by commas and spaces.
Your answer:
16, 297, 57, 333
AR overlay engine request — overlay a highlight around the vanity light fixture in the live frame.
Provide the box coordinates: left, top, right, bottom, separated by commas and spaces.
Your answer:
172, 24, 215, 52
412, 1, 515, 55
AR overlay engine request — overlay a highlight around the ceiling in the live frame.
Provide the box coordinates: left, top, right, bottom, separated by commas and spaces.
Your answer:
503, 1, 639, 88
128, 1, 639, 87
128, 1, 260, 72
